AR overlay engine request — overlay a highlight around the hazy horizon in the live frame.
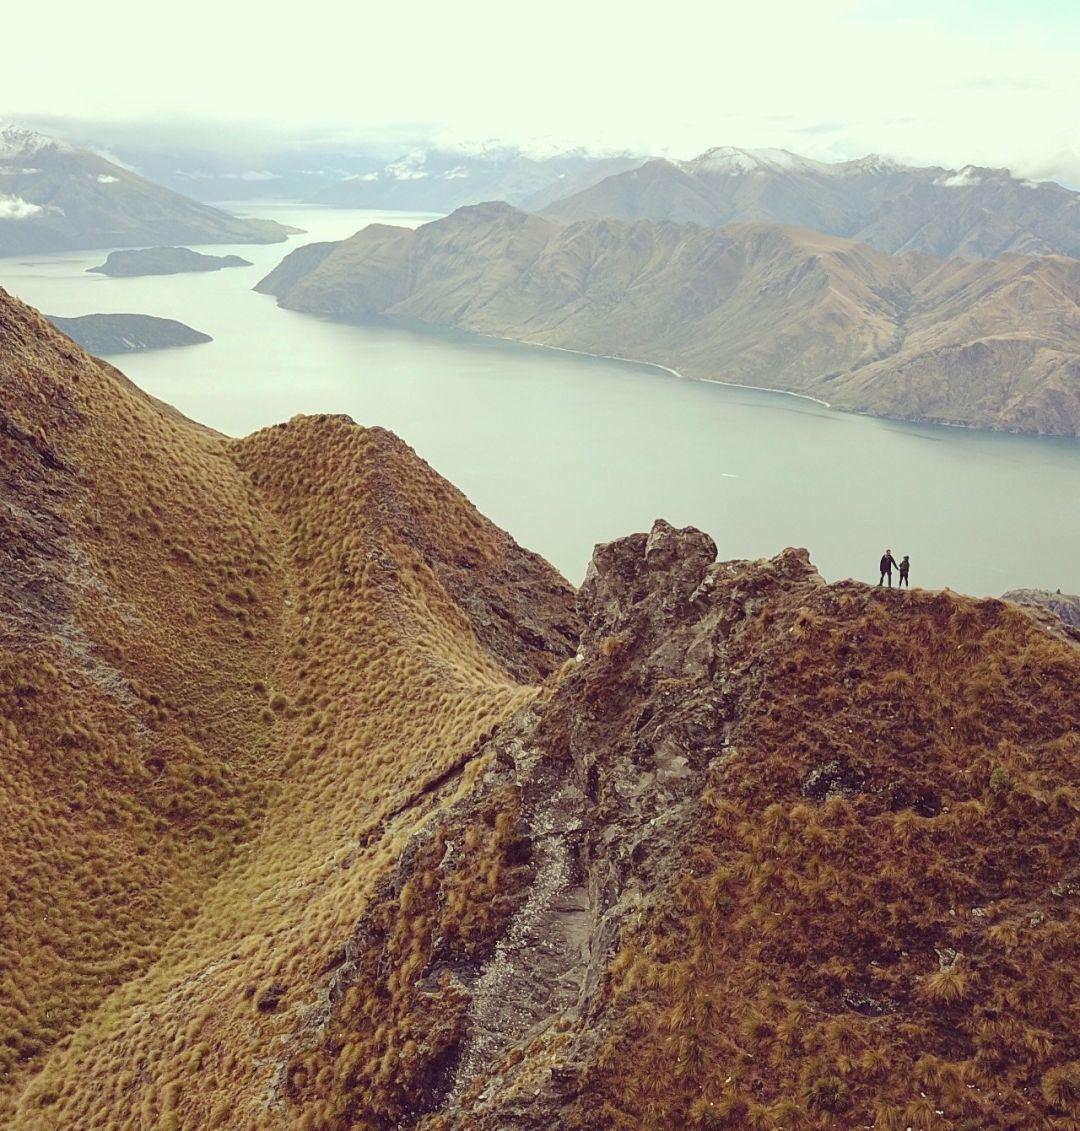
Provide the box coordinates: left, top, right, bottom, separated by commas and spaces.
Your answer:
4, 0, 1078, 186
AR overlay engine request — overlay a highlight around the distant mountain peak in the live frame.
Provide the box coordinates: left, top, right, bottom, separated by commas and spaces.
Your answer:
834, 153, 909, 175
682, 146, 823, 175
0, 122, 72, 159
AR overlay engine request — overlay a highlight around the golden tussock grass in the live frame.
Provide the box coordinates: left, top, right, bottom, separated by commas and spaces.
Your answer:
1, 290, 574, 1128
561, 582, 1079, 1130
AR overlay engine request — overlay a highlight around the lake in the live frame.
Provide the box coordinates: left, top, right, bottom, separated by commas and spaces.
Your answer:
2, 201, 1078, 593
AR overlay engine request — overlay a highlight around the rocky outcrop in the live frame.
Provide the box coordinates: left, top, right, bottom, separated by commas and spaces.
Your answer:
86, 247, 252, 276
1004, 587, 1080, 631
258, 204, 1080, 435
46, 312, 212, 353
272, 521, 1080, 1130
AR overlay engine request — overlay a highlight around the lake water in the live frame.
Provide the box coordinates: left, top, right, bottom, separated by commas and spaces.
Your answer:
2, 201, 1078, 593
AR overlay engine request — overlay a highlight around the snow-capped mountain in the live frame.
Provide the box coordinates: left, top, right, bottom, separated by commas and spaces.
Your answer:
543, 146, 1080, 260
0, 123, 291, 255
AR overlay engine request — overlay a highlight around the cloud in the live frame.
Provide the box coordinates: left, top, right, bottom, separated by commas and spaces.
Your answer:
0, 0, 1076, 184
935, 168, 982, 187
95, 173, 119, 183
0, 193, 43, 219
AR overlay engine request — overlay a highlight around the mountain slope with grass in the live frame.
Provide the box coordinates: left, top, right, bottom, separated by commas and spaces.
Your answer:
543, 147, 1080, 261
258, 204, 1080, 435
0, 124, 292, 254
2, 286, 1078, 1129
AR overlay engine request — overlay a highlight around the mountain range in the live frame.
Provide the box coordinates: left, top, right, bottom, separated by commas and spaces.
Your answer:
257, 203, 1080, 436
0, 125, 293, 255
2, 283, 1078, 1128
19, 123, 645, 212
543, 146, 1080, 261
307, 146, 645, 212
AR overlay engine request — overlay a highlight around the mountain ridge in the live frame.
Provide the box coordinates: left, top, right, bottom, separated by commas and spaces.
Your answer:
257, 205, 1080, 436
1, 285, 1078, 1127
0, 124, 293, 255
543, 146, 1080, 261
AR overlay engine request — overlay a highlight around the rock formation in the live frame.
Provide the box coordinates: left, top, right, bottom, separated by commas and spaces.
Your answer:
257, 204, 1080, 436
87, 247, 253, 276
2, 285, 1078, 1129
1004, 588, 1080, 631
46, 312, 212, 353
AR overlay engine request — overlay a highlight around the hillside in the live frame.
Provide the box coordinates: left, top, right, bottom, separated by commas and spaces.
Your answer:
46, 312, 213, 353
542, 146, 1080, 261
0, 124, 292, 255
258, 204, 1080, 435
2, 285, 1078, 1129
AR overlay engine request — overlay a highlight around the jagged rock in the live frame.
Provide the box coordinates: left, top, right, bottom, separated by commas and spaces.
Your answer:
1004, 587, 1080, 631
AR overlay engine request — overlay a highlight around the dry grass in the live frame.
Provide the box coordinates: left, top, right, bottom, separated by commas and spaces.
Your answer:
564, 584, 1080, 1130
0, 291, 573, 1128
2, 286, 1076, 1129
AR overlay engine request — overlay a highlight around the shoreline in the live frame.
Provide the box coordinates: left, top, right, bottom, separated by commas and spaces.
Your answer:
466, 331, 1076, 440
287, 305, 1079, 443
494, 334, 835, 410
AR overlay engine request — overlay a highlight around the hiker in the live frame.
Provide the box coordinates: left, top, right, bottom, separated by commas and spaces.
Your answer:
897, 555, 910, 587
878, 549, 899, 587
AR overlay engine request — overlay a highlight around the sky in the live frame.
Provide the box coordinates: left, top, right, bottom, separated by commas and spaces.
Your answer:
4, 0, 1079, 182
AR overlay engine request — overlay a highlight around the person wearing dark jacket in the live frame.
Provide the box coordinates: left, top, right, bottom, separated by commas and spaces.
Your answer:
878, 549, 899, 587
898, 555, 910, 587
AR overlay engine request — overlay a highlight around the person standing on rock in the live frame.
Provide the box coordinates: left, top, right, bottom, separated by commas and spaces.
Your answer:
878, 549, 899, 587
897, 555, 911, 588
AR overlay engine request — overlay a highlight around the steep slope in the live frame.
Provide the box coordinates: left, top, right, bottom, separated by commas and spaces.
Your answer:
259, 205, 1080, 435
0, 124, 292, 254
3, 287, 1077, 1129
0, 286, 577, 1124
543, 147, 1080, 261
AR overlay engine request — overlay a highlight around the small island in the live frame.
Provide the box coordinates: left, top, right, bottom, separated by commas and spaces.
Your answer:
47, 313, 213, 354
87, 247, 254, 277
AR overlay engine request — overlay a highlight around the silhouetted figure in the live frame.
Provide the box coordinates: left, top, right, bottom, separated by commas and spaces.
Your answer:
898, 555, 910, 587
878, 549, 898, 587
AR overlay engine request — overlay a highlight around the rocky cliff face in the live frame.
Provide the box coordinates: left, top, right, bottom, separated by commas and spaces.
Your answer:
1004, 588, 1080, 632
543, 147, 1080, 261
2, 286, 1078, 1129
258, 204, 1080, 436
